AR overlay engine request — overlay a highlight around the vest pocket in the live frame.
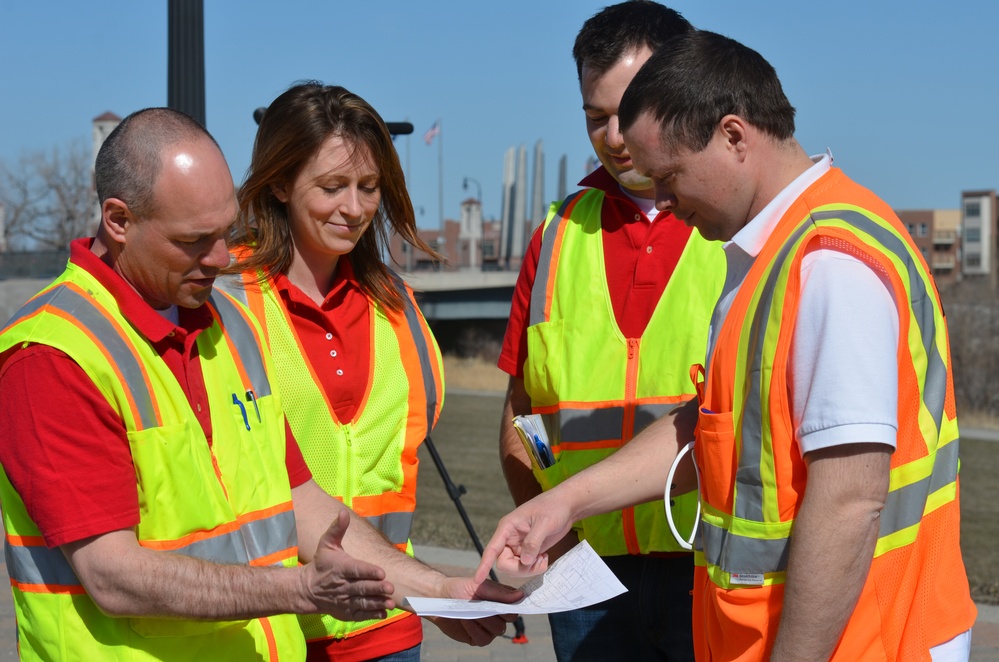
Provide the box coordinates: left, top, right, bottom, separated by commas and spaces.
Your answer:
531, 456, 567, 492
525, 320, 563, 407
694, 408, 736, 511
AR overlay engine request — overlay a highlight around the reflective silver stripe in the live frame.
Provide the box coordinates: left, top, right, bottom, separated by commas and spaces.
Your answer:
208, 291, 271, 398
241, 509, 298, 563
543, 407, 624, 444
3, 285, 62, 330
635, 403, 679, 434
169, 528, 251, 565
737, 219, 813, 522
530, 191, 587, 326
9, 284, 159, 429
212, 273, 251, 308
701, 442, 961, 576
161, 510, 298, 565
5, 541, 81, 587
365, 512, 414, 545
390, 274, 439, 430
4, 510, 297, 589
700, 519, 790, 575
540, 404, 677, 444
879, 440, 959, 539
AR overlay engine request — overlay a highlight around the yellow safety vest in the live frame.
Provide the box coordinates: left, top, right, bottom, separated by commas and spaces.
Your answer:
0, 262, 305, 661
216, 270, 443, 642
524, 189, 725, 555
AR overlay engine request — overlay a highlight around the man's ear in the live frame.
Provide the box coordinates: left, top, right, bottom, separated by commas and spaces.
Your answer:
718, 114, 749, 161
101, 198, 133, 245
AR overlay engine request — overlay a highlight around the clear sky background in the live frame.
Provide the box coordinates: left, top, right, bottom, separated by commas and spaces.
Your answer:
1, 1, 997, 229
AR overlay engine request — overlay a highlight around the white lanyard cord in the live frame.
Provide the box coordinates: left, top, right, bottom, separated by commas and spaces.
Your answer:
664, 440, 701, 550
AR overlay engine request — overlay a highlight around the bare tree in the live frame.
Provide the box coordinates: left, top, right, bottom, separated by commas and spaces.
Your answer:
0, 139, 97, 251
0, 154, 46, 251
942, 279, 999, 419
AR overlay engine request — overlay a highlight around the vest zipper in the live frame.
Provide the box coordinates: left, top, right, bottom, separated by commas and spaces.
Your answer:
342, 425, 354, 508
622, 338, 642, 554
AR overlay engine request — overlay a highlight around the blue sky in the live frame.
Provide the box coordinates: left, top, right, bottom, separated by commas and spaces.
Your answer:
1, 1, 997, 229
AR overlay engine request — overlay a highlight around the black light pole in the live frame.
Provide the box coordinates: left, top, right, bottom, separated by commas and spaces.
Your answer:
167, 0, 206, 127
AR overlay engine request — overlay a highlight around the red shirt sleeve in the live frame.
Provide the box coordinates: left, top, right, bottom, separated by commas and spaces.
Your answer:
0, 346, 140, 548
285, 420, 312, 488
498, 223, 544, 378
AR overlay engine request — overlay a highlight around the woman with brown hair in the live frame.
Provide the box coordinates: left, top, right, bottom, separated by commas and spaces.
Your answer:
224, 81, 444, 662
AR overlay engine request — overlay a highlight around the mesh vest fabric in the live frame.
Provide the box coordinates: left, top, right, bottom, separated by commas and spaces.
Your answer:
692, 168, 976, 660
524, 189, 726, 556
0, 262, 305, 661
216, 270, 443, 642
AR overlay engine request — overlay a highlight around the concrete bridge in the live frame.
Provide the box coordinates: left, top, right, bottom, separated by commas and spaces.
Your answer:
402, 270, 518, 321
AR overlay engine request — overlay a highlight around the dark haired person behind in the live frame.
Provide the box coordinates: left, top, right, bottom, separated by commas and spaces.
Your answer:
223, 82, 446, 662
482, 30, 975, 661
496, 2, 724, 660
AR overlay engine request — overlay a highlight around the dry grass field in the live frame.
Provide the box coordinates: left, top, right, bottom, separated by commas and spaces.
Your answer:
414, 364, 999, 603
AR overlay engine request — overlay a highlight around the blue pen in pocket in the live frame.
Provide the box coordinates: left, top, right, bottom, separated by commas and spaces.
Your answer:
533, 434, 555, 468
232, 393, 251, 430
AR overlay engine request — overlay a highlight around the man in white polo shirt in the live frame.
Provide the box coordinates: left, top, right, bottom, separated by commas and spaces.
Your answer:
479, 29, 976, 661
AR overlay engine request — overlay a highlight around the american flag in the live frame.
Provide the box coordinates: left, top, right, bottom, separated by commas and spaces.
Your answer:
423, 120, 440, 146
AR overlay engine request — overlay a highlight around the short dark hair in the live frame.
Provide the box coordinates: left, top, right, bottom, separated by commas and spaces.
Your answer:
572, 1, 692, 82
619, 30, 797, 152
94, 107, 217, 218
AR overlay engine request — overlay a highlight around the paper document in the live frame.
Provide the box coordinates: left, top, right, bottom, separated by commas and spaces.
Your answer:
406, 540, 626, 619
511, 414, 555, 469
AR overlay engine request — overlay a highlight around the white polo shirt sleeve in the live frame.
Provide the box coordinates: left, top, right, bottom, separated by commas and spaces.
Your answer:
791, 247, 900, 456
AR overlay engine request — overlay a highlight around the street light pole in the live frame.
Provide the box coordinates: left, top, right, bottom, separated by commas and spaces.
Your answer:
463, 177, 483, 271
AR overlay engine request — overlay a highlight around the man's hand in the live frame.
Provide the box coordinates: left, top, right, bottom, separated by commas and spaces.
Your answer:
474, 490, 574, 583
299, 509, 396, 621
426, 577, 524, 646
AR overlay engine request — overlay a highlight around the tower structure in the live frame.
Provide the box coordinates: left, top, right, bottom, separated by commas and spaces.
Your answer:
531, 139, 545, 227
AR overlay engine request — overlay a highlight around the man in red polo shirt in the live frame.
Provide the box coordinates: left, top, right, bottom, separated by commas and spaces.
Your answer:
497, 3, 724, 661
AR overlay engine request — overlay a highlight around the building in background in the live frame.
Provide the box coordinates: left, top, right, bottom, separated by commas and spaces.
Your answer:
898, 208, 961, 288
91, 112, 121, 231
530, 140, 545, 227
960, 190, 997, 290
387, 200, 503, 274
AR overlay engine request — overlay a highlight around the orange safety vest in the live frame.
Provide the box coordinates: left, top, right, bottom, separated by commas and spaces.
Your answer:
692, 168, 976, 661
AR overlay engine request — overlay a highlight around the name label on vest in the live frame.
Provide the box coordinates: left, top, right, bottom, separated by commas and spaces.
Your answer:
730, 573, 765, 586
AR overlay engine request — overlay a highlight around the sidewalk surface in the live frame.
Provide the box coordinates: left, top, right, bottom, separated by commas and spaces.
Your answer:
0, 546, 993, 660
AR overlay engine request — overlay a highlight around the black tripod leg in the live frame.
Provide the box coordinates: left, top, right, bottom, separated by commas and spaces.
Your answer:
422, 435, 528, 642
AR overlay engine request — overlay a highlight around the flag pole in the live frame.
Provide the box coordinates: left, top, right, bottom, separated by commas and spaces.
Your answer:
437, 117, 444, 240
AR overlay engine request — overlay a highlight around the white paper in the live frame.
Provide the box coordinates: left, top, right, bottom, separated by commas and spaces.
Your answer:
406, 540, 626, 619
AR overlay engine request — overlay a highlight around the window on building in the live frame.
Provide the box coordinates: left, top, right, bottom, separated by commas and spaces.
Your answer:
965, 200, 981, 218
907, 223, 916, 235
918, 223, 928, 237
966, 227, 981, 243
921, 247, 929, 259
966, 253, 981, 268
481, 240, 496, 259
